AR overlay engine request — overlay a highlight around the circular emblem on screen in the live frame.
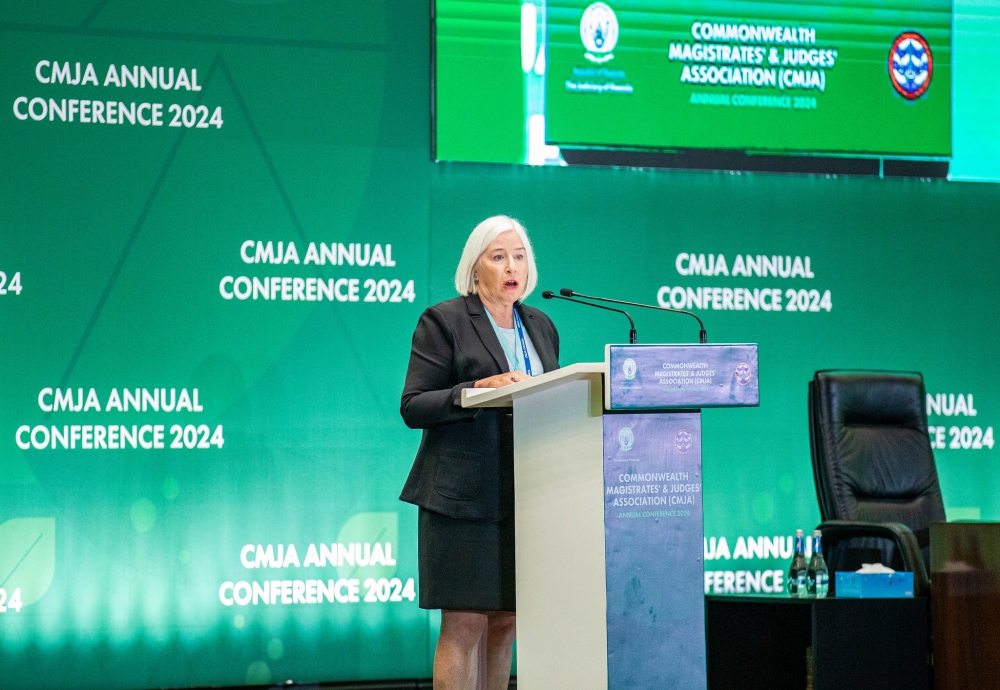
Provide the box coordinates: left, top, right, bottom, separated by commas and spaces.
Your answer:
622, 357, 637, 380
674, 429, 693, 454
618, 426, 634, 451
580, 3, 618, 64
889, 32, 932, 100
735, 362, 752, 386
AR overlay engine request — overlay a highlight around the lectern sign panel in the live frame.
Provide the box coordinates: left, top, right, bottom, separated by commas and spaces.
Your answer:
606, 344, 760, 409
603, 412, 706, 690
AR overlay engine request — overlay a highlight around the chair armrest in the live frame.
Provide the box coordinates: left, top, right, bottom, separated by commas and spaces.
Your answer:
817, 520, 930, 597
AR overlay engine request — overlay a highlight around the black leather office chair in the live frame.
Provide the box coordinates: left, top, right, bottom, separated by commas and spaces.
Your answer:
809, 371, 944, 597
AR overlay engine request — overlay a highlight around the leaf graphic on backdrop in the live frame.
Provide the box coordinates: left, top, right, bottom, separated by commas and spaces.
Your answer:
336, 512, 398, 580
0, 518, 56, 607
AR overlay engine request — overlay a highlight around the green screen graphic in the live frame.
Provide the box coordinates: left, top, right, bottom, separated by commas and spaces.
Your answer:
1, 1, 999, 689
546, 0, 951, 155
434, 0, 1000, 178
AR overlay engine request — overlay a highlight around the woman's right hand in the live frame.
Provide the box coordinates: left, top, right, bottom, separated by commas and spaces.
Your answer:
474, 372, 530, 388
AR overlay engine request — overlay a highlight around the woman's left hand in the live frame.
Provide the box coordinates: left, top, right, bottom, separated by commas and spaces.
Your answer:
474, 372, 530, 388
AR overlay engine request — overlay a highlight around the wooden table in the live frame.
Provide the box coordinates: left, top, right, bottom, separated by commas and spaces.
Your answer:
931, 522, 1000, 690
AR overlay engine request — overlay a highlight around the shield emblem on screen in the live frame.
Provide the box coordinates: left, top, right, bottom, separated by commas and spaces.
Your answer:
889, 32, 933, 99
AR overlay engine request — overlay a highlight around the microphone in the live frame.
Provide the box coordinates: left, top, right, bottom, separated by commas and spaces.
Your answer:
560, 288, 708, 344
542, 290, 637, 344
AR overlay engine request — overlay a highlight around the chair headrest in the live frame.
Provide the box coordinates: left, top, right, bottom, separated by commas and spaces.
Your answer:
814, 371, 926, 429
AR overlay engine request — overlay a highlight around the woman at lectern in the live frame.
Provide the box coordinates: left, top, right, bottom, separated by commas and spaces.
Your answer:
399, 215, 559, 690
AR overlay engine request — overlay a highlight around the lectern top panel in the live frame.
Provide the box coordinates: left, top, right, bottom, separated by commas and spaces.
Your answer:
461, 362, 606, 408
605, 344, 759, 410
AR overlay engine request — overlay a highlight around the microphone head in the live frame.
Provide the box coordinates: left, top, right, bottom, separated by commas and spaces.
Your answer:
541, 290, 554, 299
559, 288, 574, 297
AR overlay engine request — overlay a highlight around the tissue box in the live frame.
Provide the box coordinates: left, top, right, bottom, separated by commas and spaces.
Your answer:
835, 571, 914, 598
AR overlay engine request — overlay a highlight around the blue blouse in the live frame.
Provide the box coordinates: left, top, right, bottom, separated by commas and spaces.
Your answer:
484, 307, 544, 375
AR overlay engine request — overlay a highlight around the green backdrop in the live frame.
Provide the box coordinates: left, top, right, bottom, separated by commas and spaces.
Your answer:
1, 1, 998, 688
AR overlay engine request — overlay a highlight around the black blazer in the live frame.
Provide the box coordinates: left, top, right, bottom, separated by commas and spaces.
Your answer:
399, 294, 560, 521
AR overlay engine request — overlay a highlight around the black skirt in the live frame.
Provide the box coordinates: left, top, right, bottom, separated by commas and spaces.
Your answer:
418, 506, 516, 611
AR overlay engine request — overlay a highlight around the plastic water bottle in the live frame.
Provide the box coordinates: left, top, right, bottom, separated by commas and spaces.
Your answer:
807, 530, 829, 598
787, 529, 807, 597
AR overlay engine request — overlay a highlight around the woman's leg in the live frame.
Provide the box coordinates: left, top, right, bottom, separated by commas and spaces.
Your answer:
434, 611, 488, 690
476, 621, 489, 689
485, 612, 516, 690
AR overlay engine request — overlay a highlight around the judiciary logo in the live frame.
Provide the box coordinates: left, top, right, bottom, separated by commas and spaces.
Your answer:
735, 362, 753, 386
889, 32, 932, 99
674, 429, 693, 454
618, 426, 634, 451
580, 2, 618, 64
622, 357, 637, 380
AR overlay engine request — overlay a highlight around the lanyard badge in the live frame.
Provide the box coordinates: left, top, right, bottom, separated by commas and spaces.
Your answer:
512, 308, 533, 377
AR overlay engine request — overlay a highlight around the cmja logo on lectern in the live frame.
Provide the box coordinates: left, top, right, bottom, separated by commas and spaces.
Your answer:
618, 426, 634, 451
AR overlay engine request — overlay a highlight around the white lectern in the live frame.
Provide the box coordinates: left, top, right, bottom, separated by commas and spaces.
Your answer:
461, 345, 759, 690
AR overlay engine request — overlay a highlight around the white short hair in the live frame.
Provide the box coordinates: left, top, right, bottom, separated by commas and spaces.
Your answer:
454, 215, 538, 299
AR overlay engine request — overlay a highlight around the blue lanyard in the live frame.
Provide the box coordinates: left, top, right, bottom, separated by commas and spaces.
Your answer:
512, 307, 533, 376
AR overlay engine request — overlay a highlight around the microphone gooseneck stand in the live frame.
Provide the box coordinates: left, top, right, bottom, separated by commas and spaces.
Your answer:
559, 288, 708, 343
542, 290, 637, 344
